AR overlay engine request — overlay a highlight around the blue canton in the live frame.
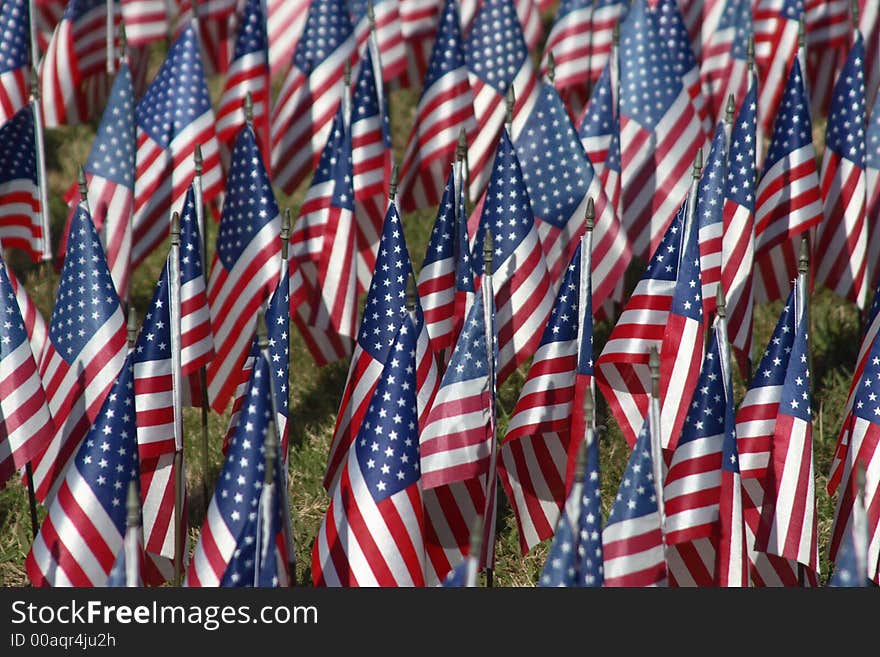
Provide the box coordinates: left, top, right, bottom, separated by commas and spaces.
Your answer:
422, 0, 466, 92
293, 0, 353, 76
762, 59, 813, 173
87, 63, 135, 188
136, 25, 213, 149
652, 0, 699, 81
669, 201, 702, 321
749, 287, 796, 389
825, 35, 866, 167
355, 315, 421, 502
178, 186, 205, 286
577, 433, 604, 586
515, 84, 594, 230
133, 265, 171, 365
0, 106, 36, 184
0, 0, 29, 74
538, 506, 578, 586
538, 244, 581, 347
49, 206, 121, 363
680, 329, 727, 445
642, 195, 685, 283
443, 286, 495, 386
465, 0, 528, 93
606, 419, 658, 523
0, 252, 30, 357
232, 0, 269, 60
779, 288, 811, 422
729, 0, 753, 61
578, 63, 614, 142
724, 82, 758, 210
696, 123, 727, 255
867, 87, 880, 170
217, 127, 280, 269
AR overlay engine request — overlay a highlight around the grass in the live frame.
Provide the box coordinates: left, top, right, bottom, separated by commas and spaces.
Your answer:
0, 31, 860, 588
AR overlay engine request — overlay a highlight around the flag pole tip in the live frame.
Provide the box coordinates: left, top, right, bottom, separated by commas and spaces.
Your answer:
170, 211, 180, 246
256, 310, 269, 350
126, 480, 140, 529
483, 229, 494, 276
77, 166, 88, 203
127, 306, 138, 349
344, 59, 352, 86
119, 21, 128, 60
747, 36, 755, 71
584, 387, 595, 429
367, 2, 376, 31
389, 163, 399, 200
585, 197, 595, 231
716, 285, 726, 318
725, 94, 736, 123
649, 346, 660, 383
405, 274, 417, 313
456, 128, 468, 161
505, 85, 516, 129
194, 143, 203, 173
243, 92, 254, 128
693, 148, 703, 178
546, 51, 556, 84
798, 236, 809, 274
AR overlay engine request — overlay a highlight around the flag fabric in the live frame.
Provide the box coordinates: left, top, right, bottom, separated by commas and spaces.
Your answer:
596, 201, 685, 448
816, 34, 868, 309
105, 510, 143, 587
120, 0, 168, 47
651, 0, 711, 137
658, 196, 705, 454
829, 516, 872, 586
511, 81, 631, 304
133, 23, 223, 270
576, 62, 615, 182
804, 0, 852, 116
322, 201, 438, 492
6, 261, 49, 371
827, 314, 880, 585
206, 126, 280, 414
753, 0, 803, 135
0, 252, 54, 489
0, 105, 46, 262
697, 123, 727, 316
603, 419, 667, 587
349, 0, 405, 84
700, 0, 752, 125
753, 60, 823, 304
39, 0, 116, 126
617, 0, 705, 261
266, 0, 310, 76
60, 62, 135, 302
866, 88, 880, 290
537, 494, 579, 587
829, 444, 874, 586
721, 78, 758, 375
312, 313, 426, 587
186, 353, 288, 587
860, 0, 880, 111
289, 108, 357, 367
464, 0, 539, 199
396, 0, 441, 90
664, 319, 745, 587
583, 0, 627, 96
222, 240, 289, 459
677, 0, 727, 64
26, 355, 139, 586
416, 168, 475, 355
270, 0, 356, 196
441, 548, 480, 586
540, 0, 596, 113
216, 0, 271, 166
753, 281, 819, 577
499, 243, 592, 553
30, 204, 128, 503
0, 0, 31, 125
174, 0, 239, 76
350, 44, 391, 294
469, 128, 553, 384
398, 0, 477, 214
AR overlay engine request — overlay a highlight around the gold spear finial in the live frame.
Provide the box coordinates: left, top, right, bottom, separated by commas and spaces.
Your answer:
127, 306, 138, 349
585, 197, 595, 232
244, 91, 254, 129
457, 127, 468, 162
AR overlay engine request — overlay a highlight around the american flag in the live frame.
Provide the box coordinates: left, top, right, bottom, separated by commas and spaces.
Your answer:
30, 204, 128, 503
106, 483, 144, 587
867, 86, 880, 291
289, 107, 357, 366
120, 0, 168, 47
398, 0, 477, 214
664, 318, 745, 587
266, 0, 309, 76
464, 0, 539, 199
596, 200, 685, 448
829, 508, 872, 587
133, 23, 223, 270
223, 248, 289, 459
829, 445, 874, 586
0, 0, 30, 125
470, 128, 553, 384
537, 492, 579, 586
860, 0, 879, 111
460, 0, 543, 53
6, 260, 49, 371
541, 0, 596, 113
186, 353, 288, 587
658, 194, 705, 454
576, 62, 615, 182
322, 201, 438, 491
26, 354, 139, 586
270, 0, 356, 196
652, 0, 711, 137
396, 0, 441, 90
603, 419, 667, 587
721, 78, 758, 376
816, 34, 868, 309
753, 0, 803, 135
207, 126, 280, 414
512, 81, 631, 304
175, 0, 238, 76
216, 0, 271, 167
39, 0, 116, 126
804, 0, 852, 115
499, 243, 590, 553
574, 428, 604, 586
697, 123, 727, 316
700, 0, 752, 125
59, 62, 135, 302
312, 313, 426, 586
753, 282, 819, 577
416, 168, 475, 355
753, 60, 823, 304
350, 0, 405, 84
827, 332, 880, 585
350, 44, 391, 294
0, 105, 45, 262
0, 252, 54, 489
441, 544, 480, 586
677, 0, 727, 64
583, 0, 627, 98
617, 0, 705, 261
828, 280, 880, 496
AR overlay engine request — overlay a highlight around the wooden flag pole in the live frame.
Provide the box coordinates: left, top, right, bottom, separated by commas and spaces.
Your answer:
169, 212, 186, 586
481, 229, 498, 587
192, 145, 212, 524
